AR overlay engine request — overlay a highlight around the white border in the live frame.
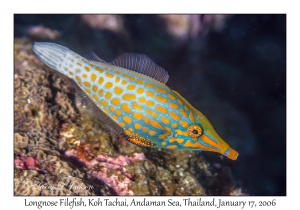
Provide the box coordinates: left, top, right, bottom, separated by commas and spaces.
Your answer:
2, 1, 297, 209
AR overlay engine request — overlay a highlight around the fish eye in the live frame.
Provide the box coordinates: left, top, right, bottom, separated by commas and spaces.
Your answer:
187, 125, 203, 139
192, 129, 198, 134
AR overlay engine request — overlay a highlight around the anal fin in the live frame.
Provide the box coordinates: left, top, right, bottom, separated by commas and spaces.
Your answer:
74, 82, 124, 137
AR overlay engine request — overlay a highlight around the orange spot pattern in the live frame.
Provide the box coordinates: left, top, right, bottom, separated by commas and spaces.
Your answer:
70, 59, 203, 152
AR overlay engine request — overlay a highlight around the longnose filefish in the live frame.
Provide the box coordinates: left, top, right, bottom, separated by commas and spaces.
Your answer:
33, 42, 238, 160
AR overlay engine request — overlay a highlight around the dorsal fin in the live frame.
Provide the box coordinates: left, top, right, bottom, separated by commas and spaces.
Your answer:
84, 51, 108, 63
74, 82, 124, 137
110, 53, 169, 84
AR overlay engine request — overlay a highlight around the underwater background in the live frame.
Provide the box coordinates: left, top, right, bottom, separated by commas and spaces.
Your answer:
14, 14, 286, 196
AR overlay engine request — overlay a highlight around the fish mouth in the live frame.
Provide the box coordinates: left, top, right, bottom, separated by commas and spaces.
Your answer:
224, 148, 239, 160
201, 132, 239, 160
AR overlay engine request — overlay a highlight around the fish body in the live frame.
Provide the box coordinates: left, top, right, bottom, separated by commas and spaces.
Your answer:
33, 42, 238, 160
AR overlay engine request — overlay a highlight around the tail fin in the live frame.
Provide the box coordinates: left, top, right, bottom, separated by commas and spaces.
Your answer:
33, 42, 69, 71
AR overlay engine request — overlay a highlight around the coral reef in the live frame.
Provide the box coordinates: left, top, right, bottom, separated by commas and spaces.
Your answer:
80, 15, 124, 33
27, 25, 61, 40
65, 146, 144, 195
14, 38, 241, 196
14, 152, 97, 196
14, 153, 41, 171
158, 14, 231, 40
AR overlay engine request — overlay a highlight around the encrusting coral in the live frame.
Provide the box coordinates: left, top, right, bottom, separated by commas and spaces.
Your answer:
14, 38, 242, 196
